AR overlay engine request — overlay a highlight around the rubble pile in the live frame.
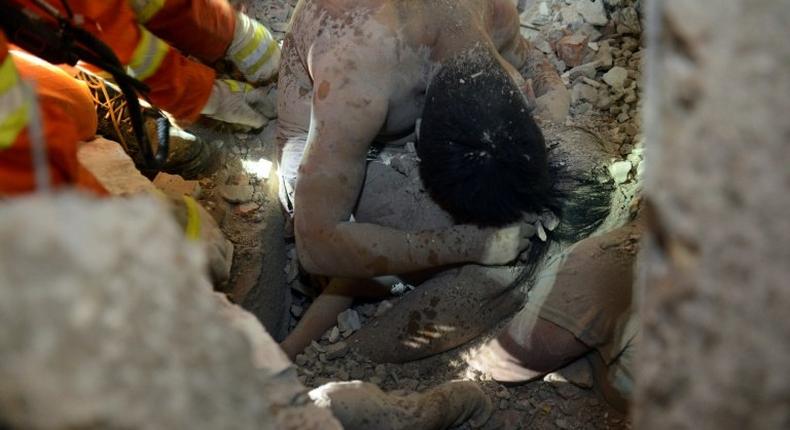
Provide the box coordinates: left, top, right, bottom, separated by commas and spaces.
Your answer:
0, 194, 339, 430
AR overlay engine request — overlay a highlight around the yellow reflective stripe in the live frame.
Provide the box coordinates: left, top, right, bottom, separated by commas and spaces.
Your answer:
221, 79, 253, 93
0, 55, 19, 93
0, 56, 30, 148
246, 42, 278, 77
127, 0, 165, 23
232, 22, 268, 64
0, 103, 29, 149
224, 79, 241, 92
182, 195, 202, 240
127, 27, 169, 81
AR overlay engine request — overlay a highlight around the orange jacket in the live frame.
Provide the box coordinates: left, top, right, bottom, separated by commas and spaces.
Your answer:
10, 0, 236, 123
0, 34, 107, 194
1, 0, 237, 195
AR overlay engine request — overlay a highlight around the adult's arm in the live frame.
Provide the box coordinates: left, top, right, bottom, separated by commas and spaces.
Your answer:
488, 0, 531, 69
293, 37, 532, 278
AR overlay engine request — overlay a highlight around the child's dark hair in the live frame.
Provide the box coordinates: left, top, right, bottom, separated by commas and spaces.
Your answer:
416, 49, 552, 228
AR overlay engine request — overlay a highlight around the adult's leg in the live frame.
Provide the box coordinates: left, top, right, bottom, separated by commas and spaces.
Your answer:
470, 316, 590, 383
348, 158, 527, 363
471, 224, 640, 383
349, 264, 526, 363
281, 277, 390, 360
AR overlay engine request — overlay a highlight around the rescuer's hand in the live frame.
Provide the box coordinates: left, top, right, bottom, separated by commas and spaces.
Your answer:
201, 79, 273, 128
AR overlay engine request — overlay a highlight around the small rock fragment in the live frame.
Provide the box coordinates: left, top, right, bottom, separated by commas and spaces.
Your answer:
571, 83, 599, 105
495, 385, 511, 399
357, 303, 376, 318
538, 1, 550, 16
294, 354, 308, 366
350, 366, 367, 380
560, 4, 581, 25
153, 173, 201, 197
310, 341, 325, 353
324, 341, 349, 360
400, 378, 420, 391
582, 77, 603, 88
603, 66, 629, 89
576, 0, 608, 26
594, 41, 614, 69
219, 184, 255, 204
614, 7, 641, 34
564, 62, 599, 81
337, 309, 362, 333
535, 90, 571, 123
328, 326, 340, 343
234, 202, 259, 216
375, 300, 394, 317
609, 160, 633, 184
555, 383, 578, 400
290, 304, 304, 318
390, 282, 415, 296
374, 364, 388, 379
555, 418, 571, 430
555, 34, 590, 68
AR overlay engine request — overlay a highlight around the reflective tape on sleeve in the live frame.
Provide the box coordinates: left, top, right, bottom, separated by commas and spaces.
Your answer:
182, 195, 202, 240
127, 26, 169, 81
231, 19, 278, 74
0, 55, 30, 148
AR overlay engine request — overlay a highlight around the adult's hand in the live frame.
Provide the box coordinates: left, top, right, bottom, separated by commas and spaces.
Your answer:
470, 220, 537, 266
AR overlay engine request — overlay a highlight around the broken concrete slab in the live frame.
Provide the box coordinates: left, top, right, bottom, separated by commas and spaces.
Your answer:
77, 138, 156, 195
0, 193, 341, 430
219, 184, 255, 204
153, 172, 201, 198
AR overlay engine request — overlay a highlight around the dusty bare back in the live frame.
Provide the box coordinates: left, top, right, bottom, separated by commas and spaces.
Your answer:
276, 0, 542, 279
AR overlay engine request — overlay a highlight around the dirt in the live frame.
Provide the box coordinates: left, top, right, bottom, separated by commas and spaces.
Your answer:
196, 0, 645, 428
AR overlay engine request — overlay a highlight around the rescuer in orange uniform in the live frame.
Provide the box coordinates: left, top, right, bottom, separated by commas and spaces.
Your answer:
0, 0, 281, 194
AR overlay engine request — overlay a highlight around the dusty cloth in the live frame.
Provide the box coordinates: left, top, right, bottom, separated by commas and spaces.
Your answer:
504, 223, 641, 402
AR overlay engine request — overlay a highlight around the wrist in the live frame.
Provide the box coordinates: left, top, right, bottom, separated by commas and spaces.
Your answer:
200, 82, 221, 116
443, 225, 487, 265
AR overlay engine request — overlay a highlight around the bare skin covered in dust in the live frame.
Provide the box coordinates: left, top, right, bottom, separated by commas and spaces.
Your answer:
277, 0, 568, 359
277, 0, 546, 279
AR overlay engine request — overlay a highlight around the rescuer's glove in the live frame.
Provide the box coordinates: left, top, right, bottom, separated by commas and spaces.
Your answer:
201, 79, 273, 128
226, 12, 281, 83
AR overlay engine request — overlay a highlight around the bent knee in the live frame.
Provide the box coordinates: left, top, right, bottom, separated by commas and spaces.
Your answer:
499, 316, 590, 373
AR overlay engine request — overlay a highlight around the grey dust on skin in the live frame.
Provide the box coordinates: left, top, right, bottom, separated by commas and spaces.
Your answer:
219, 0, 646, 429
